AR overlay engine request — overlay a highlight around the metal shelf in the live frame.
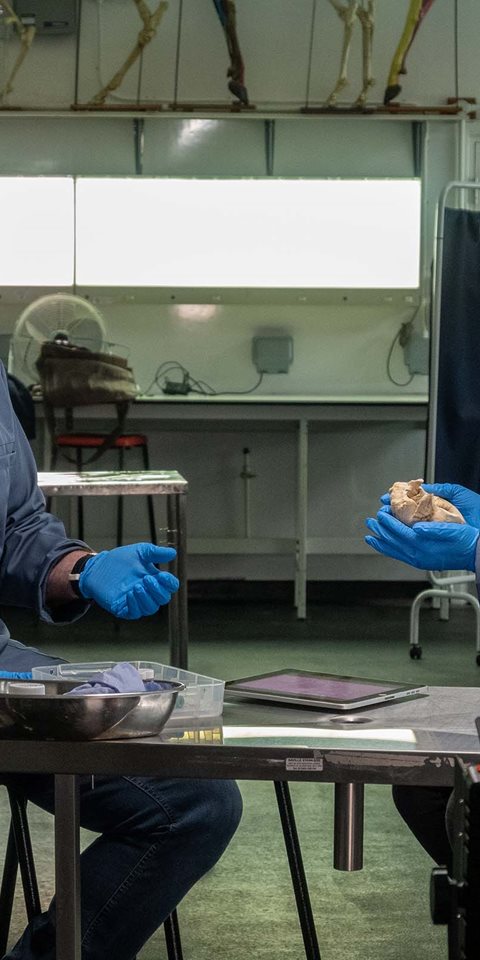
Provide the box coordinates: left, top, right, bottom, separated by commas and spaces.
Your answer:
0, 106, 466, 122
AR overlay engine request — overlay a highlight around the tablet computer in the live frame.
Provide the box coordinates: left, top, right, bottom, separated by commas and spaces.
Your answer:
225, 669, 427, 711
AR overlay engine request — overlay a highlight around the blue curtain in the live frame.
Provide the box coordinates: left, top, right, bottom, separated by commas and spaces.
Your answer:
434, 206, 480, 490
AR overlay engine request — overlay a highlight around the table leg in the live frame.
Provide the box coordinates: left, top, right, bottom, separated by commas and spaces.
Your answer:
295, 419, 308, 620
333, 782, 364, 871
274, 781, 321, 960
167, 493, 189, 670
54, 774, 81, 959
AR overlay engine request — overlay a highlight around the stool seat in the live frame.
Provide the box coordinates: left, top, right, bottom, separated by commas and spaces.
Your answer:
55, 433, 148, 449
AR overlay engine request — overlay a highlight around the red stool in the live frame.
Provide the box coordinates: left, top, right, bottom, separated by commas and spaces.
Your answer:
45, 402, 156, 546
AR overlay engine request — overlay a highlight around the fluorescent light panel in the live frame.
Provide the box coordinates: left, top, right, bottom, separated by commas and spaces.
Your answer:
0, 178, 74, 285
75, 178, 421, 289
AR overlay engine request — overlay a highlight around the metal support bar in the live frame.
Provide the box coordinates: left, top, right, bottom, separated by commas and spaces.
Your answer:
167, 492, 189, 669
295, 418, 308, 618
163, 909, 184, 960
264, 119, 275, 176
274, 781, 321, 960
55, 774, 81, 960
333, 782, 364, 871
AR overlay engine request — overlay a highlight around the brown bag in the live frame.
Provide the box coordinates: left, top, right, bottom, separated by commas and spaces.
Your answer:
36, 340, 138, 407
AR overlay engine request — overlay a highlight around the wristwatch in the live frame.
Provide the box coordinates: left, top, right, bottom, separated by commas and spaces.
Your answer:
68, 553, 96, 598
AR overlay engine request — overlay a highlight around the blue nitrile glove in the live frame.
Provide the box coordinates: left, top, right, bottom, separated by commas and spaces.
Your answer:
421, 483, 480, 528
379, 482, 480, 528
79, 543, 179, 620
0, 671, 33, 680
365, 511, 480, 571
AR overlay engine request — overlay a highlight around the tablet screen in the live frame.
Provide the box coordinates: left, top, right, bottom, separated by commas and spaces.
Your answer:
226, 670, 418, 705
236, 673, 397, 699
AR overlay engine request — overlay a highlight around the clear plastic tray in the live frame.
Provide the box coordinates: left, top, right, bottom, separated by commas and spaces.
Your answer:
32, 661, 225, 721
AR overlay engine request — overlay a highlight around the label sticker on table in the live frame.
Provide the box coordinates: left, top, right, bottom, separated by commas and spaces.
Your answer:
286, 754, 324, 772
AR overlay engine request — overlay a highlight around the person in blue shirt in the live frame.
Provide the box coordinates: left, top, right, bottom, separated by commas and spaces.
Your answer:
0, 362, 242, 959
365, 481, 480, 873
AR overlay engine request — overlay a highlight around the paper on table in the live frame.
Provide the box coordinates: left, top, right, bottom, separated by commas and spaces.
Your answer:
223, 726, 416, 742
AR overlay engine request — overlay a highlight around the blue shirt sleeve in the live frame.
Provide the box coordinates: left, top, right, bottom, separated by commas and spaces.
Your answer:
0, 363, 91, 624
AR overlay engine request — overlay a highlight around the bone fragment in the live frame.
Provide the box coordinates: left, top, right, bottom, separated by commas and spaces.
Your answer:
389, 478, 465, 526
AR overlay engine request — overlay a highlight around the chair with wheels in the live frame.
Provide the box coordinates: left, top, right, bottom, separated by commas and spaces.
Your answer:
409, 570, 480, 664
0, 780, 184, 958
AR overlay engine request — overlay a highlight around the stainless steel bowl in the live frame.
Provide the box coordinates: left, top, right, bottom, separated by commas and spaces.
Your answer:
0, 679, 184, 740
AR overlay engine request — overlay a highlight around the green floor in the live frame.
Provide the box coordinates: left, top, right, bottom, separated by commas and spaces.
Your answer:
1, 588, 479, 959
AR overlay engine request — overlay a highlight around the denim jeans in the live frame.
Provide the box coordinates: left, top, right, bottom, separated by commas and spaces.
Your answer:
4, 772, 243, 960
392, 784, 454, 872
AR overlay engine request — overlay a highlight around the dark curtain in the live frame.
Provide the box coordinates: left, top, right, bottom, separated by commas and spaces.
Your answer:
434, 207, 480, 490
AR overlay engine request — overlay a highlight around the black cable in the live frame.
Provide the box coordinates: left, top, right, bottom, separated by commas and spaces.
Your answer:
143, 361, 264, 397
213, 372, 264, 395
386, 327, 414, 387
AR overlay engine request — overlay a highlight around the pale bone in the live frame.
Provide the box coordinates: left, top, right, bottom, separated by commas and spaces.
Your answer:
87, 0, 168, 106
326, 0, 375, 108
389, 478, 465, 527
0, 0, 36, 101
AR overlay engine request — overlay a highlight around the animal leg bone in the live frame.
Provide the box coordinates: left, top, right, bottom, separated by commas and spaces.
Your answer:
87, 0, 168, 106
384, 0, 436, 105
353, 0, 375, 108
325, 0, 359, 108
0, 0, 36, 101
214, 0, 248, 105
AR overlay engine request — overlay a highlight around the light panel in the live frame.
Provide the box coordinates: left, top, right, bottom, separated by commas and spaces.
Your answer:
75, 178, 421, 289
0, 178, 74, 286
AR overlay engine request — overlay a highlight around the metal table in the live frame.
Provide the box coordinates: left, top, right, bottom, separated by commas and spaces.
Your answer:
1, 686, 479, 959
37, 470, 189, 669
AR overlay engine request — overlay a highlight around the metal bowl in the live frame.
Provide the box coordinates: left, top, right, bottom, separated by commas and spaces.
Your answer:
0, 679, 184, 741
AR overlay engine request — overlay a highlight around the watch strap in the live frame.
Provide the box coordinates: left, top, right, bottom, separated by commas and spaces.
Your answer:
68, 553, 96, 597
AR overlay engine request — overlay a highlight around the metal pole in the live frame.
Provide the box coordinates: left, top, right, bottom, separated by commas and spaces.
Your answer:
167, 492, 188, 670
240, 447, 255, 539
333, 782, 364, 871
295, 418, 308, 619
55, 774, 81, 960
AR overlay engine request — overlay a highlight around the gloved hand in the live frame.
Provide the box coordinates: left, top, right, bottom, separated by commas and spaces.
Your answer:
421, 483, 480, 528
365, 511, 480, 571
0, 671, 33, 679
79, 543, 179, 620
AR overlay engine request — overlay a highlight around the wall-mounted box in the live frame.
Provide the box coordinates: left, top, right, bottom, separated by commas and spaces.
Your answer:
252, 336, 294, 374
13, 0, 76, 34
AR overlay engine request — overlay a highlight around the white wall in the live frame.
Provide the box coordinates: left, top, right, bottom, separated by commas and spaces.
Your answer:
1, 0, 479, 580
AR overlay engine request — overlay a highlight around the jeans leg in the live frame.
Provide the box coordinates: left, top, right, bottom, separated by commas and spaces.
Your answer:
392, 784, 453, 872
4, 774, 243, 960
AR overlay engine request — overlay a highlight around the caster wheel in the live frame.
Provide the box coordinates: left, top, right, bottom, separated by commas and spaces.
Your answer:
476, 654, 480, 666
410, 645, 422, 660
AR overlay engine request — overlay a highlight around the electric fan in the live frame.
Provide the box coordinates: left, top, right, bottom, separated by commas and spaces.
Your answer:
8, 293, 108, 385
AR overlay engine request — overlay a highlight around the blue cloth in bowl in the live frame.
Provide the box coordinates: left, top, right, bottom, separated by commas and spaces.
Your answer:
67, 662, 170, 696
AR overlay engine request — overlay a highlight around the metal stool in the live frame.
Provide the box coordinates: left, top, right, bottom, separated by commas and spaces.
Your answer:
50, 432, 157, 545
0, 783, 183, 958
43, 400, 157, 546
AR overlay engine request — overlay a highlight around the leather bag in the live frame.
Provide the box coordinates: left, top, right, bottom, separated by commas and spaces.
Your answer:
36, 340, 138, 464
36, 340, 138, 407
